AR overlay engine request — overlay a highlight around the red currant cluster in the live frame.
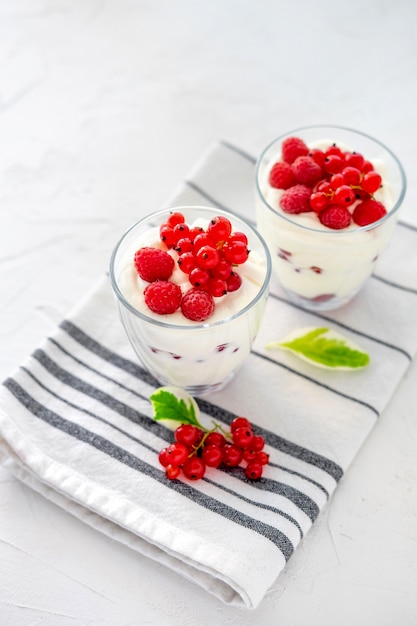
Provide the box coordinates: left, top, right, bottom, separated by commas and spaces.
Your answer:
269, 136, 387, 229
160, 212, 249, 297
158, 417, 269, 481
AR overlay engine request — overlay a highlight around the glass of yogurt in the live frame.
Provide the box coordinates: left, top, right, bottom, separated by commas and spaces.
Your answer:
255, 125, 406, 311
109, 205, 271, 395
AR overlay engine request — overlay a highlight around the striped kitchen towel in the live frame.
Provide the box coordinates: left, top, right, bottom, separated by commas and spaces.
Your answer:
1, 141, 417, 610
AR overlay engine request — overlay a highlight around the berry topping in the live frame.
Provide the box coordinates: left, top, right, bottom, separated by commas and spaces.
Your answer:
134, 247, 175, 282
352, 199, 387, 226
144, 281, 182, 315
222, 240, 250, 264
134, 211, 252, 320
292, 155, 323, 186
159, 224, 177, 248
323, 154, 344, 175
361, 171, 382, 194
181, 288, 215, 322
207, 215, 232, 241
282, 136, 309, 164
195, 245, 220, 269
267, 136, 388, 230
226, 271, 242, 292
268, 161, 296, 189
279, 184, 312, 214
309, 192, 329, 213
333, 185, 356, 206
166, 211, 186, 227
319, 205, 352, 230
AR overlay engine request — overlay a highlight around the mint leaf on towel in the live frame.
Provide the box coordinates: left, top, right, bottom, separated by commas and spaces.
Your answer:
150, 386, 203, 427
265, 327, 370, 370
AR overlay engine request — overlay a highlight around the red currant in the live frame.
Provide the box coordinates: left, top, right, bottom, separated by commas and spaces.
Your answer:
226, 272, 242, 293
245, 461, 263, 480
316, 180, 332, 194
344, 152, 364, 170
175, 237, 193, 254
196, 245, 220, 270
334, 184, 356, 206
362, 160, 374, 173
207, 216, 232, 242
325, 144, 344, 158
188, 225, 204, 241
251, 435, 265, 451
166, 442, 188, 466
222, 444, 243, 467
231, 417, 251, 432
329, 173, 345, 190
182, 457, 206, 480
256, 451, 270, 465
189, 267, 210, 288
158, 448, 170, 468
166, 212, 186, 228
175, 424, 203, 447
207, 277, 227, 297
342, 166, 361, 186
309, 192, 329, 213
159, 224, 177, 248
173, 223, 190, 240
232, 427, 254, 448
223, 241, 249, 265
178, 251, 198, 274
165, 464, 181, 480
202, 445, 223, 468
210, 258, 232, 280
226, 231, 248, 246
204, 432, 226, 448
242, 447, 258, 462
193, 232, 217, 252
361, 171, 382, 194
323, 154, 344, 175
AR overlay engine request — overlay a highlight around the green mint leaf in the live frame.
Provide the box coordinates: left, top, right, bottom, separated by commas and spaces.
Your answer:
265, 327, 370, 370
150, 387, 203, 427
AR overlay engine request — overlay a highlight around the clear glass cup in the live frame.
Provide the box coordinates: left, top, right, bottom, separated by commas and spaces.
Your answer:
255, 125, 406, 311
109, 205, 271, 395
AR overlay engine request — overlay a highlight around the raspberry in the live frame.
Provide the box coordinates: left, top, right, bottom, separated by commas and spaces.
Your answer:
268, 161, 296, 189
292, 155, 323, 186
134, 247, 174, 282
352, 199, 387, 226
319, 205, 352, 230
181, 288, 215, 322
279, 184, 311, 214
281, 136, 309, 164
144, 281, 182, 314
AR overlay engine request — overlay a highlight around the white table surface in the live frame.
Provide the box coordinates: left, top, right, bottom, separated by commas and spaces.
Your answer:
1, 1, 416, 624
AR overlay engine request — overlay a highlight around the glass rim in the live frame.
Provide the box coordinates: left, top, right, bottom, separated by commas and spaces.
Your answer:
255, 124, 407, 235
109, 205, 272, 330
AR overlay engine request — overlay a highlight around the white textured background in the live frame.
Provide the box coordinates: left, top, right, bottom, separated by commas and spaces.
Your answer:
1, 1, 416, 624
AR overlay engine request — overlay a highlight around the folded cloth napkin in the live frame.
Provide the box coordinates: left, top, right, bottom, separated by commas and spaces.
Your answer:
1, 141, 417, 609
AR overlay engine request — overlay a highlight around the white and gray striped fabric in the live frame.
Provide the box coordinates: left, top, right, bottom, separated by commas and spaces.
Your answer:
1, 141, 417, 609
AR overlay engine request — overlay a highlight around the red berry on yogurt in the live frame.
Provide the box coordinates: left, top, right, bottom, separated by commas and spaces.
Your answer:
319, 205, 352, 230
134, 247, 174, 282
352, 199, 387, 226
181, 288, 215, 322
279, 184, 312, 214
144, 281, 182, 315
